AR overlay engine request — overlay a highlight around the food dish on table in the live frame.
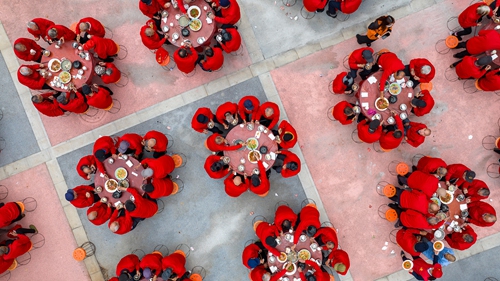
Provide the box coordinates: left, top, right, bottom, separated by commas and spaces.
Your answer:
49, 59, 61, 72
188, 6, 201, 19
388, 83, 401, 95
402, 260, 413, 270
61, 59, 72, 71
440, 191, 454, 204
375, 97, 389, 111
246, 138, 259, 150
298, 249, 311, 260
189, 19, 202, 31
248, 151, 262, 163
59, 71, 71, 84
115, 167, 128, 180
283, 262, 297, 275
105, 179, 119, 193
278, 252, 287, 262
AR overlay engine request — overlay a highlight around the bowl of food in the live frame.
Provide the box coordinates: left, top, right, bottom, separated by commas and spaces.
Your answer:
179, 15, 190, 27
187, 6, 201, 19
402, 260, 413, 271
105, 179, 119, 193
258, 125, 265, 131
222, 156, 230, 164
439, 191, 454, 205
278, 252, 287, 262
248, 150, 262, 163
119, 180, 129, 188
298, 249, 311, 261
433, 241, 444, 252
189, 19, 202, 32
247, 123, 254, 131
406, 80, 414, 88
269, 255, 276, 263
285, 233, 292, 241
48, 58, 61, 72
430, 197, 441, 207
388, 83, 402, 95
283, 262, 297, 275
59, 71, 71, 84
115, 167, 128, 180
310, 243, 318, 250
95, 186, 103, 193
72, 60, 82, 69
246, 138, 259, 150
61, 59, 72, 71
172, 33, 180, 40
112, 190, 122, 199
375, 97, 389, 111
265, 154, 271, 161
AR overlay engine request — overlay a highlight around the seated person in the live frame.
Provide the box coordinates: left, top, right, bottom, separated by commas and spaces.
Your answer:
139, 0, 161, 19
303, 0, 328, 13
216, 27, 241, 53
13, 38, 44, 62
120, 187, 158, 219
216, 101, 239, 129
396, 228, 430, 258
461, 179, 490, 202
65, 185, 99, 208
416, 156, 447, 177
142, 177, 174, 199
191, 107, 223, 134
87, 201, 114, 226
173, 42, 198, 74
478, 68, 500, 91
332, 101, 357, 125
204, 155, 230, 179
347, 47, 374, 79
404, 58, 435, 88
389, 188, 439, 216
404, 121, 431, 148
208, 0, 241, 28
466, 201, 497, 227
76, 155, 97, 180
206, 133, 244, 152
451, 55, 491, 79
327, 0, 363, 17
224, 173, 249, 197
56, 89, 89, 114
93, 135, 118, 177
117, 133, 143, 158
377, 52, 405, 95
255, 101, 280, 129
400, 252, 443, 280
249, 161, 270, 196
444, 225, 477, 250
46, 24, 76, 43
143, 130, 168, 158
410, 90, 434, 117
95, 62, 121, 84
140, 20, 167, 50
139, 155, 175, 179
140, 252, 163, 281
115, 254, 141, 281
272, 150, 301, 178
394, 207, 445, 229
242, 242, 266, 269
422, 240, 456, 266
357, 119, 382, 143
379, 113, 403, 150
315, 226, 338, 254
332, 72, 355, 95
275, 120, 297, 149
0, 226, 36, 261
199, 46, 224, 72
274, 205, 297, 233
109, 206, 135, 235
161, 252, 188, 280
294, 204, 320, 244
83, 36, 119, 61
77, 17, 106, 43
31, 93, 64, 117
82, 84, 113, 110
238, 96, 260, 123
255, 222, 280, 256
398, 171, 440, 198
325, 249, 350, 275
445, 163, 475, 188
17, 64, 51, 90
27, 18, 54, 42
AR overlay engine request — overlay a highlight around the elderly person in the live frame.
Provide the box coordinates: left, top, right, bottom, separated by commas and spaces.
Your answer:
139, 155, 175, 179
376, 51, 405, 95
95, 62, 121, 84
173, 42, 199, 75
31, 93, 64, 117
276, 120, 297, 149
274, 205, 297, 233
389, 188, 440, 216
46, 24, 76, 43
216, 27, 241, 54
256, 101, 280, 129
140, 252, 163, 280
404, 121, 431, 148
0, 202, 25, 229
224, 173, 249, 197
117, 133, 143, 158
332, 101, 357, 125
140, 20, 167, 50
396, 228, 430, 258
0, 226, 37, 260
356, 15, 394, 46
108, 207, 135, 235
83, 36, 118, 61
347, 47, 374, 79
478, 69, 500, 91
466, 201, 497, 227
115, 254, 141, 280
204, 155, 230, 179
249, 161, 270, 196
93, 135, 118, 177
82, 84, 113, 110
56, 90, 89, 114
238, 96, 260, 123
357, 119, 382, 143
65, 185, 100, 208
199, 46, 224, 72
445, 163, 475, 188
76, 155, 97, 180
17, 64, 51, 90
410, 90, 434, 117
379, 113, 404, 151
453, 3, 492, 40
272, 150, 301, 178
462, 179, 490, 202
416, 156, 447, 178
422, 241, 456, 267
326, 249, 350, 276
206, 133, 244, 152
76, 17, 106, 44
208, 0, 241, 28
161, 252, 187, 280
142, 177, 174, 199
87, 201, 114, 226
13, 38, 44, 62
332, 72, 356, 95
216, 101, 239, 129
121, 187, 158, 219
143, 130, 168, 158
453, 30, 500, 59
451, 55, 492, 79
445, 225, 477, 250
404, 58, 435, 88
394, 208, 445, 229
294, 205, 320, 244
27, 18, 54, 42
191, 107, 223, 134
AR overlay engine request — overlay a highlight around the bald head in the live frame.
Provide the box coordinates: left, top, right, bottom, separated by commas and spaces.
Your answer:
47, 28, 58, 39
264, 107, 274, 117
20, 66, 33, 76
436, 167, 447, 178
146, 138, 156, 149
484, 214, 497, 223
31, 94, 43, 103
233, 175, 242, 186
145, 27, 155, 37
436, 188, 447, 197
429, 203, 440, 213
109, 221, 120, 232
444, 253, 456, 262
14, 43, 26, 52
79, 22, 90, 32
27, 21, 38, 31
422, 128, 431, 136
88, 211, 98, 221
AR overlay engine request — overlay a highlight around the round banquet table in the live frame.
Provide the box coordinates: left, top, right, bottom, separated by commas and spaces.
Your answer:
267, 231, 323, 280
438, 184, 466, 234
160, 0, 216, 48
481, 20, 500, 66
94, 156, 145, 205
224, 124, 278, 175
42, 40, 96, 90
357, 71, 413, 125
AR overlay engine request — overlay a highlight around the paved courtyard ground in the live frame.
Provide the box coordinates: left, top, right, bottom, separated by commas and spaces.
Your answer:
0, 0, 499, 280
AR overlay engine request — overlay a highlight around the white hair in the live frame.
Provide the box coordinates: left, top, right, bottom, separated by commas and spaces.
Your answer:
421, 65, 431, 75
20, 66, 32, 76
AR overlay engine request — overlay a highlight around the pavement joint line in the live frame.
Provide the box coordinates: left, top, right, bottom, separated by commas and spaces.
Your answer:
238, 4, 264, 64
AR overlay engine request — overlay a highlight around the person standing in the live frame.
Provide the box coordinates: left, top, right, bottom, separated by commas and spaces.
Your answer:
356, 15, 394, 46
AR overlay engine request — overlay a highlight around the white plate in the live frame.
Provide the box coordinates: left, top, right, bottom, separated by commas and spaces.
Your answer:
400, 112, 407, 120
387, 116, 395, 124
399, 104, 407, 111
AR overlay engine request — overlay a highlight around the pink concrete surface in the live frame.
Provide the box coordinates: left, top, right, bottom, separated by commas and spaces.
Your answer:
0, 0, 251, 146
271, 0, 500, 280
0, 164, 89, 280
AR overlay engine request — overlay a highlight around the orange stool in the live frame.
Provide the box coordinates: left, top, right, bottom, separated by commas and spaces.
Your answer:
257, 191, 269, 197
495, 137, 500, 149
115, 43, 120, 55
420, 82, 433, 91
204, 139, 209, 150
329, 275, 335, 281
381, 147, 392, 152
174, 250, 186, 257
445, 35, 458, 49
8, 260, 17, 271
474, 79, 483, 91
385, 209, 398, 222
190, 273, 203, 281
16, 202, 25, 213
103, 102, 114, 111
383, 184, 396, 198
152, 250, 163, 257
172, 182, 179, 195
396, 163, 409, 176
172, 154, 183, 168
253, 220, 263, 231
73, 248, 87, 261
70, 22, 78, 33
305, 203, 317, 209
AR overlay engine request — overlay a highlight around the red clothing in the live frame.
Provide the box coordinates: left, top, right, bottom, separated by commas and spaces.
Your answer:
206, 133, 243, 152
410, 257, 434, 281
214, 0, 241, 25
18, 64, 45, 90
255, 223, 280, 256
201, 47, 224, 71
93, 136, 117, 174
46, 24, 76, 41
277, 120, 297, 149
117, 133, 144, 156
444, 225, 477, 250
409, 58, 435, 83
478, 70, 500, 91
0, 202, 22, 228
224, 174, 249, 197
87, 202, 113, 226
141, 155, 175, 179
139, 0, 161, 18
466, 30, 500, 55
462, 179, 489, 202
108, 209, 133, 235
242, 243, 260, 268
332, 72, 349, 94
174, 47, 197, 74
459, 3, 489, 28
412, 90, 434, 117
294, 206, 320, 244
468, 201, 496, 227
305, 260, 329, 281
249, 161, 270, 195
304, 0, 327, 12
148, 177, 174, 198
256, 102, 280, 129
3, 234, 31, 260
341, 0, 362, 14
140, 25, 166, 50
162, 253, 186, 276
204, 155, 229, 179
348, 47, 373, 69
58, 91, 88, 114
220, 28, 241, 53
33, 94, 64, 117
69, 185, 95, 208
396, 228, 422, 256
332, 101, 354, 125
378, 52, 405, 91
116, 254, 140, 276
140, 252, 163, 274
100, 62, 121, 84
400, 190, 432, 215
279, 150, 301, 178
445, 163, 471, 187
379, 116, 404, 150
28, 18, 54, 40
238, 95, 260, 121
216, 101, 239, 125
126, 188, 158, 218
406, 121, 427, 148
0, 258, 14, 275
407, 171, 439, 198
417, 156, 447, 174
143, 130, 168, 152
328, 249, 350, 275
316, 227, 338, 249
456, 56, 487, 79
357, 119, 382, 143
14, 38, 42, 62
77, 17, 106, 37
85, 36, 118, 59
400, 209, 444, 230
274, 205, 297, 232
250, 265, 269, 281
191, 107, 215, 133
86, 87, 112, 109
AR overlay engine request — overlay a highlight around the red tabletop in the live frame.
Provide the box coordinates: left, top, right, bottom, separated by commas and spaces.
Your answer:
160, 0, 216, 48
267, 231, 323, 279
42, 40, 95, 90
357, 71, 413, 125
94, 156, 145, 205
442, 186, 466, 234
481, 21, 500, 65
224, 124, 278, 175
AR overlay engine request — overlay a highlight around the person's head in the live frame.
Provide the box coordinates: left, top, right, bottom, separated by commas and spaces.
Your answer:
342, 75, 354, 87
243, 99, 254, 110
326, 241, 336, 249
463, 170, 476, 183
145, 27, 155, 37
105, 68, 113, 76
82, 84, 93, 95
80, 164, 95, 175
283, 132, 293, 142
79, 22, 90, 32
436, 167, 447, 178
411, 98, 427, 108
109, 221, 120, 232
444, 253, 456, 262
333, 262, 347, 274
264, 107, 274, 117
435, 212, 447, 221
94, 149, 108, 162
233, 175, 242, 186
251, 174, 260, 187
306, 225, 317, 237
306, 276, 317, 281
281, 219, 292, 232
19, 66, 33, 76
484, 214, 497, 223
476, 56, 493, 67
224, 112, 235, 123
362, 49, 374, 63
87, 211, 98, 221
210, 161, 223, 172
197, 114, 209, 124
429, 202, 440, 213
47, 28, 58, 39
27, 21, 38, 31
265, 236, 278, 248
141, 168, 154, 178
431, 264, 443, 278
262, 273, 271, 281
118, 140, 130, 154
478, 188, 490, 197
247, 257, 260, 269
14, 43, 27, 52
463, 233, 474, 243
427, 216, 441, 225
215, 136, 225, 145
414, 241, 429, 253
477, 5, 491, 16
205, 47, 214, 57
420, 128, 431, 136
141, 0, 153, 5
221, 29, 232, 42
124, 200, 136, 212
119, 271, 132, 281
368, 119, 381, 133
421, 65, 432, 75
142, 183, 154, 193
344, 106, 354, 116
393, 130, 402, 139
65, 189, 76, 201
146, 138, 156, 150
436, 187, 447, 197
395, 70, 405, 80
0, 246, 7, 255
56, 93, 69, 105
142, 267, 152, 278
286, 161, 299, 171
95, 65, 105, 75
179, 48, 187, 58
31, 94, 43, 104
219, 0, 230, 8
377, 15, 394, 28
161, 268, 173, 280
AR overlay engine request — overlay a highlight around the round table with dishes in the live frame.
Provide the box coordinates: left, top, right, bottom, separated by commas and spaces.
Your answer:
42, 40, 96, 90
94, 156, 145, 205
431, 183, 466, 236
224, 123, 278, 175
357, 71, 413, 125
159, 0, 216, 48
267, 231, 323, 280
